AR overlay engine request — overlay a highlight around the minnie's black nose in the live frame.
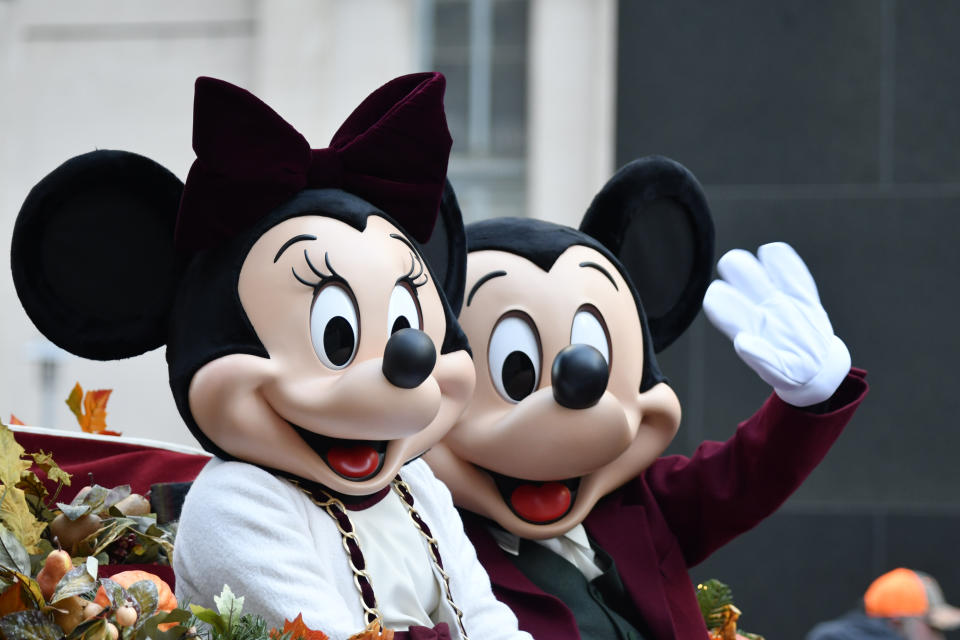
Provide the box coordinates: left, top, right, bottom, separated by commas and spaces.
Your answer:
382, 328, 437, 389
551, 344, 609, 409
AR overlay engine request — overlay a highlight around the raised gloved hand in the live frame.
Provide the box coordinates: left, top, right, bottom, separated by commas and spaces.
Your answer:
702, 242, 850, 407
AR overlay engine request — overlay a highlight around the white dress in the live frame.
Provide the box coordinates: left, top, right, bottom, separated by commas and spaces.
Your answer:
174, 457, 531, 640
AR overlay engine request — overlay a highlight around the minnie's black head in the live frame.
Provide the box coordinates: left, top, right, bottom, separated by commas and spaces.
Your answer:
11, 150, 468, 457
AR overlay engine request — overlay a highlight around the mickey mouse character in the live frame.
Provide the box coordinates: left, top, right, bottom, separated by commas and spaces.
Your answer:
425, 157, 868, 639
11, 73, 531, 640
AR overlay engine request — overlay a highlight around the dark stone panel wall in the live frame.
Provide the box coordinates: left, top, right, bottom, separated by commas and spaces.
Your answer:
619, 1, 960, 637
894, 1, 960, 182
617, 1, 884, 184
688, 509, 960, 640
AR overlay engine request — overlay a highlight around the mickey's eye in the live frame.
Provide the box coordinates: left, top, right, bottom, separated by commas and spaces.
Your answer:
570, 306, 610, 364
488, 313, 541, 403
310, 283, 359, 369
387, 283, 422, 335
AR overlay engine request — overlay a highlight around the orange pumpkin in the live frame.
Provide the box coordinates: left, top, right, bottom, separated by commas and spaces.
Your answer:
94, 570, 176, 613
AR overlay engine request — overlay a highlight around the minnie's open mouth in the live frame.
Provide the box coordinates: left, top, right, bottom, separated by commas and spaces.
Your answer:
483, 468, 580, 524
291, 424, 387, 481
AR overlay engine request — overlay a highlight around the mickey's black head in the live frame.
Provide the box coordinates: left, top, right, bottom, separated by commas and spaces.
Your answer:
427, 156, 716, 539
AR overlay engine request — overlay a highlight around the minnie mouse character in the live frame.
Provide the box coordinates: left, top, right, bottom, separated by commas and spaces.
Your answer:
11, 73, 531, 640
425, 157, 869, 639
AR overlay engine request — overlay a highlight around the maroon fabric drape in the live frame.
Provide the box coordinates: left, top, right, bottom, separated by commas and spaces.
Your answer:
14, 430, 210, 503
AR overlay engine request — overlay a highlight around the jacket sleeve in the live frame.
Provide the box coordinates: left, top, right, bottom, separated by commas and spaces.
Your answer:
643, 368, 868, 567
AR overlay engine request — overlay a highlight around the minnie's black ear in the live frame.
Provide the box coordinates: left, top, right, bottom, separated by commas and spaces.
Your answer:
11, 150, 186, 360
420, 178, 467, 314
579, 156, 714, 353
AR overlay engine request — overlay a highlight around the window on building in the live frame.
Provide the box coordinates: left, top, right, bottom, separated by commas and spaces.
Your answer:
420, 0, 529, 223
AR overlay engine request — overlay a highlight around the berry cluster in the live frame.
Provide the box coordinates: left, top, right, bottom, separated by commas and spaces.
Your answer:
108, 533, 141, 564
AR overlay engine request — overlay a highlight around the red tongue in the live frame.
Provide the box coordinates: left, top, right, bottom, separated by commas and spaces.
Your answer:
326, 444, 380, 479
510, 482, 572, 523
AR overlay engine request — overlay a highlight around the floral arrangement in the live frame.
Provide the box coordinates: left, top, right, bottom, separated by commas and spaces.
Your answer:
0, 388, 396, 640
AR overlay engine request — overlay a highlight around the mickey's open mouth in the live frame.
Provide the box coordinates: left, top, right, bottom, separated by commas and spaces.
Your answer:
291, 424, 387, 481
483, 468, 580, 524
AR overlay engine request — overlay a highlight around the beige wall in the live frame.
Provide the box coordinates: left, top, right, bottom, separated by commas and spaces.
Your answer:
528, 0, 617, 226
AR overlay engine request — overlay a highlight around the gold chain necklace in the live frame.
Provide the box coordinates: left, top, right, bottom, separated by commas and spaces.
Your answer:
294, 476, 469, 639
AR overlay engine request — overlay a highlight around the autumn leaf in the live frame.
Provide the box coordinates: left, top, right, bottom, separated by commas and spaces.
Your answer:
0, 487, 46, 554
0, 425, 30, 490
65, 383, 83, 422
0, 568, 44, 610
270, 613, 330, 640
65, 384, 118, 435
213, 583, 244, 631
82, 389, 112, 433
348, 620, 395, 640
0, 581, 31, 616
0, 608, 62, 640
0, 526, 31, 575
28, 452, 70, 488
7, 416, 24, 426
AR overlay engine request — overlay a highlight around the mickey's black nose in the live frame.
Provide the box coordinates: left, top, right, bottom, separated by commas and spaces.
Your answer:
551, 344, 609, 409
382, 328, 437, 389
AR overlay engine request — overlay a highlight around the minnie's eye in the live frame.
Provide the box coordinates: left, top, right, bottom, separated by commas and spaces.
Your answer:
387, 283, 422, 335
310, 283, 359, 369
570, 306, 610, 364
488, 313, 541, 403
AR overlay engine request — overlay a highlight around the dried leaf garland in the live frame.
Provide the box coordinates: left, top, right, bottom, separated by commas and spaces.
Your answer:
0, 425, 63, 554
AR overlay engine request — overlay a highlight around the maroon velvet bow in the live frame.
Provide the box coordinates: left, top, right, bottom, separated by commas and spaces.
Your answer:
400, 622, 452, 640
174, 73, 452, 251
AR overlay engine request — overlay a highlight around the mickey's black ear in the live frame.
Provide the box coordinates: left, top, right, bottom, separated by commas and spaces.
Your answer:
420, 178, 467, 314
579, 156, 714, 353
11, 150, 186, 360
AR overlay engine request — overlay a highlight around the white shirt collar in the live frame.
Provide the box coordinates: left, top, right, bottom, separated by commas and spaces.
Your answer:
488, 523, 594, 555
487, 523, 603, 580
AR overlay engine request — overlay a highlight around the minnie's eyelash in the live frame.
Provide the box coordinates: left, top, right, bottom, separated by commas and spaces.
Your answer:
292, 249, 425, 292
399, 251, 428, 290
292, 250, 342, 289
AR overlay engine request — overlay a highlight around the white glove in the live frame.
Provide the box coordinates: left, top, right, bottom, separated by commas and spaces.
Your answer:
703, 242, 851, 407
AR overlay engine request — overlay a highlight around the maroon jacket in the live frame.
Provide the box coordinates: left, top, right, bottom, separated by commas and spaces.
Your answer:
465, 369, 869, 639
